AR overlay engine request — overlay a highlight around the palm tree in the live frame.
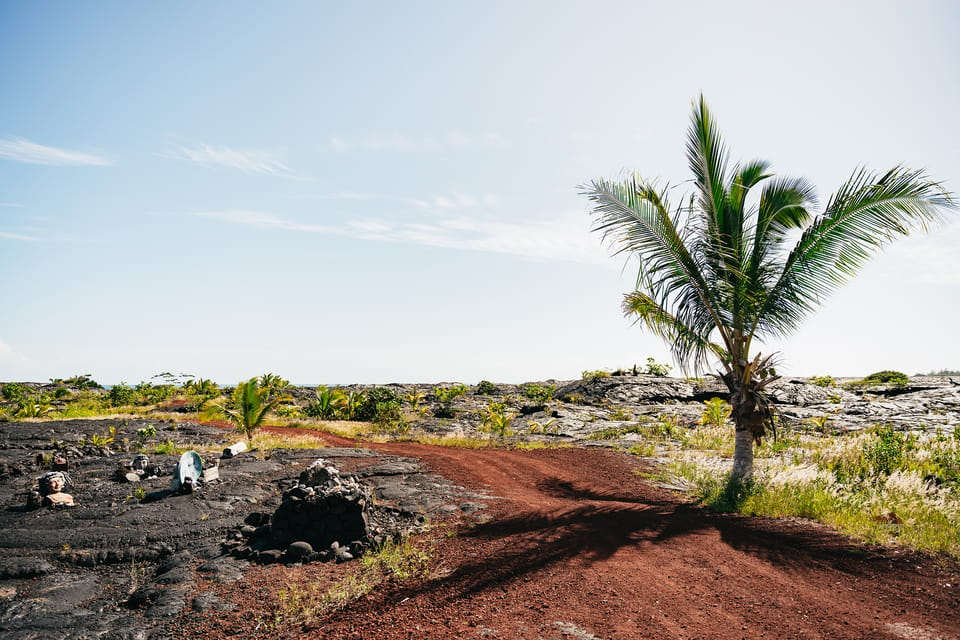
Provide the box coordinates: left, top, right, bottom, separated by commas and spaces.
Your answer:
216, 377, 291, 441
583, 95, 954, 483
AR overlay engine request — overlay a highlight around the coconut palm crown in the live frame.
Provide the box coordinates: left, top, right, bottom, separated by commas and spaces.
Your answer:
216, 377, 292, 441
582, 95, 954, 481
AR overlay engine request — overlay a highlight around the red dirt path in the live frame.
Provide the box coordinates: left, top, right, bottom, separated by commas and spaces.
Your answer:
177, 426, 960, 639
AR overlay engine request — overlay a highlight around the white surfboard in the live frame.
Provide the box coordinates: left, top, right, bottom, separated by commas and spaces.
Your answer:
171, 451, 203, 492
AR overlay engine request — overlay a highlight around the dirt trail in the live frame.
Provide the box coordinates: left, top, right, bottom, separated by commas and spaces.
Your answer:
194, 427, 960, 640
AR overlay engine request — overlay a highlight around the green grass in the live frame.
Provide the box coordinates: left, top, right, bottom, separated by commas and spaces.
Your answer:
664, 426, 960, 557
263, 537, 432, 632
248, 432, 328, 451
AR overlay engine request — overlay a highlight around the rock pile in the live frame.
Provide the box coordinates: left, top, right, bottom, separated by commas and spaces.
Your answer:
230, 459, 374, 564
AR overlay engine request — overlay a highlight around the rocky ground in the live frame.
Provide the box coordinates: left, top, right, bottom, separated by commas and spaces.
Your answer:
0, 420, 489, 639
0, 375, 958, 639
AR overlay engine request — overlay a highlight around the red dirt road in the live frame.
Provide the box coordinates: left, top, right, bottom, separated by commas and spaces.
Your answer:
182, 428, 960, 639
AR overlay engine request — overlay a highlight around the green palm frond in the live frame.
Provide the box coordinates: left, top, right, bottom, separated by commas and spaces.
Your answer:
686, 94, 729, 224
622, 291, 727, 372
583, 174, 733, 361
761, 166, 953, 335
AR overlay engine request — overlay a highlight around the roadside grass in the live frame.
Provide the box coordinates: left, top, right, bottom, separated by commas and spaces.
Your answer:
657, 425, 960, 557
262, 537, 432, 632
248, 432, 328, 451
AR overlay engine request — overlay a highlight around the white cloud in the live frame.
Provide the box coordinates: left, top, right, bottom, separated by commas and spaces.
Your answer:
167, 144, 294, 177
0, 202, 25, 208
0, 137, 111, 166
326, 131, 509, 152
192, 210, 336, 234
420, 192, 498, 210
0, 230, 40, 241
194, 207, 608, 265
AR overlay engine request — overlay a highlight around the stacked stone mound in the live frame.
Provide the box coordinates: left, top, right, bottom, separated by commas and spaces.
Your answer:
230, 459, 373, 564
271, 459, 371, 550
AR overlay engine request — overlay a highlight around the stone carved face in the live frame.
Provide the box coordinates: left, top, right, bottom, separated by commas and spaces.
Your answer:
47, 475, 64, 493
41, 472, 66, 495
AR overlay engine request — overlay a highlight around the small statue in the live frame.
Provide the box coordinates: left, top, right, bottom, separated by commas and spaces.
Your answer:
39, 471, 75, 507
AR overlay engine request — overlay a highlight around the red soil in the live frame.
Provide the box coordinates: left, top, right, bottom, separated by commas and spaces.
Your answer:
176, 426, 960, 639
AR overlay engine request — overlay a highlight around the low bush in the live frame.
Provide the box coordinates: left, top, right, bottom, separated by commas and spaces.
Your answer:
476, 380, 498, 395
581, 369, 610, 381
810, 375, 835, 387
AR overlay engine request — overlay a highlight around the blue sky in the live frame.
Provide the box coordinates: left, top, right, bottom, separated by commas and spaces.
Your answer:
1, 1, 958, 385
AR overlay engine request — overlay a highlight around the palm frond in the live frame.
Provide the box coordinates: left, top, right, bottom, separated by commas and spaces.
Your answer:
622, 291, 727, 373
761, 166, 954, 335
686, 94, 729, 224
583, 175, 733, 359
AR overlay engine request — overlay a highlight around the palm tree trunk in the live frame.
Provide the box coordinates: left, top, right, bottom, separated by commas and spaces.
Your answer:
730, 427, 754, 482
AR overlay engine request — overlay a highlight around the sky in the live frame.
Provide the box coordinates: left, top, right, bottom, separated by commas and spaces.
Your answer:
1, 1, 958, 385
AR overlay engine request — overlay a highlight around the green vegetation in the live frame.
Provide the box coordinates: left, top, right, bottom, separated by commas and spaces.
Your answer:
50, 374, 101, 389
521, 383, 555, 406
304, 385, 346, 419
583, 94, 954, 483
698, 398, 732, 428
845, 370, 910, 389
480, 401, 514, 438
476, 380, 498, 395
264, 537, 431, 631
432, 383, 467, 418
810, 375, 836, 388
643, 357, 671, 377
658, 423, 960, 556
527, 418, 559, 435
213, 377, 293, 441
152, 438, 182, 455
582, 369, 611, 381
357, 387, 403, 427
2, 383, 30, 401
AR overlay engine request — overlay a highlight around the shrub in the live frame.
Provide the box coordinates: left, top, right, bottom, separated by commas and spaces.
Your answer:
15, 399, 53, 418
481, 402, 514, 438
182, 378, 220, 399
865, 425, 909, 476
357, 387, 402, 423
433, 384, 468, 404
108, 383, 138, 407
699, 397, 732, 428
846, 370, 910, 388
644, 357, 672, 377
433, 384, 467, 418
2, 383, 30, 402
810, 375, 835, 387
136, 382, 177, 404
476, 380, 498, 395
305, 386, 346, 419
52, 374, 102, 389
258, 373, 291, 396
521, 383, 555, 405
581, 369, 610, 381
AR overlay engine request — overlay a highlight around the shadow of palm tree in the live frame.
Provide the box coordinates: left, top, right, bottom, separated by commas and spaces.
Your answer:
380, 475, 903, 608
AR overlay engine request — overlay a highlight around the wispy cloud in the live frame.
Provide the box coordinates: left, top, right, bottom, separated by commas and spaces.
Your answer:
166, 144, 295, 177
0, 202, 25, 208
192, 210, 337, 234
193, 208, 607, 265
0, 137, 111, 166
284, 190, 499, 211
326, 131, 508, 153
0, 230, 41, 241
423, 192, 499, 209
